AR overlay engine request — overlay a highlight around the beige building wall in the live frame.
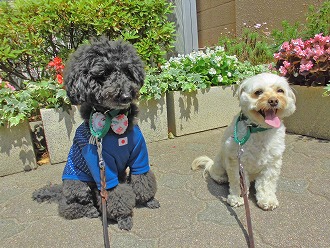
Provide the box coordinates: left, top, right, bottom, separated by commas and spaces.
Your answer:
197, 0, 236, 48
197, 0, 325, 48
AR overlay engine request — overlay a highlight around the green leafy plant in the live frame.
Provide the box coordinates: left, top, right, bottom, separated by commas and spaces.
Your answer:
218, 24, 274, 65
305, 1, 330, 39
140, 47, 271, 100
271, 21, 302, 50
323, 84, 330, 96
0, 80, 70, 127
0, 0, 175, 89
0, 55, 70, 127
271, 2, 330, 49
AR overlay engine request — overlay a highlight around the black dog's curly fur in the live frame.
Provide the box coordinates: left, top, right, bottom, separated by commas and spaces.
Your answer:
33, 38, 159, 230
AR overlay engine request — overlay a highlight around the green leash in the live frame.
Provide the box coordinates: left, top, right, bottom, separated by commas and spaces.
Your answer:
233, 113, 270, 145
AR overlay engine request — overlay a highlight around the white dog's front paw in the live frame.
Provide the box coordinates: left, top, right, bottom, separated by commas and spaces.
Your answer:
257, 196, 279, 211
227, 194, 244, 207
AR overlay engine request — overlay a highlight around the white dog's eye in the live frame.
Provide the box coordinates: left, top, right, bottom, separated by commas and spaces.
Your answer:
254, 90, 263, 96
277, 89, 284, 93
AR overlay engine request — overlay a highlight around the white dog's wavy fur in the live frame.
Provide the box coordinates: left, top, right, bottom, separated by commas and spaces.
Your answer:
192, 73, 296, 210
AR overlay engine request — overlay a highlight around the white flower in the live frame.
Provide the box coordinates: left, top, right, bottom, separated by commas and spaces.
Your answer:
208, 68, 216, 75
215, 46, 224, 52
213, 56, 222, 63
218, 75, 223, 82
254, 23, 262, 29
227, 72, 232, 77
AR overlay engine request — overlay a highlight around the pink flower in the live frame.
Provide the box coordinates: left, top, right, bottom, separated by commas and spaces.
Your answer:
304, 47, 314, 59
274, 53, 281, 59
299, 60, 314, 72
313, 33, 324, 43
279, 66, 287, 76
280, 42, 291, 51
291, 38, 304, 48
283, 61, 291, 68
5, 82, 16, 91
293, 46, 303, 57
312, 45, 324, 60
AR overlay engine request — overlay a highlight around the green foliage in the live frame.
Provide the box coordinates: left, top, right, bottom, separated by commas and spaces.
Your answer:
271, 21, 302, 50
271, 1, 330, 49
0, 80, 70, 127
218, 26, 274, 65
324, 84, 330, 97
0, 0, 175, 88
305, 1, 330, 39
140, 47, 271, 100
235, 61, 271, 82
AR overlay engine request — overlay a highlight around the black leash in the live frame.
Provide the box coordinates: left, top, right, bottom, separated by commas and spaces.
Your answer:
96, 139, 110, 248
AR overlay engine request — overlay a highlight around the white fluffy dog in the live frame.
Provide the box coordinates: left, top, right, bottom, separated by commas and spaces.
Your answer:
192, 73, 296, 210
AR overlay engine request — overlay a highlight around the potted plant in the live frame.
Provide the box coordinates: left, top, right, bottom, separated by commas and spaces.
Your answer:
0, 78, 69, 175
273, 33, 330, 139
145, 46, 270, 136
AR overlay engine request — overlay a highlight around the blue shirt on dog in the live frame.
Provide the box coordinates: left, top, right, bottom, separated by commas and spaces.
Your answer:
62, 123, 150, 190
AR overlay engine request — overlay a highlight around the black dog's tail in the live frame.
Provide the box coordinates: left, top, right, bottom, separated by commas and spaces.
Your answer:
32, 183, 63, 203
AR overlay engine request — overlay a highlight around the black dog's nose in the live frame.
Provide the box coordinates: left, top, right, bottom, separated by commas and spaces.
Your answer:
120, 94, 132, 104
268, 97, 279, 107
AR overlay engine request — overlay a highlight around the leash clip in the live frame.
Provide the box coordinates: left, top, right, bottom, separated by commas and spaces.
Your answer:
96, 138, 105, 169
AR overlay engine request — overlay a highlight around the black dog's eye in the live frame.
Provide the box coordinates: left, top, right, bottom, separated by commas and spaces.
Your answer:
277, 89, 284, 93
93, 75, 106, 85
254, 90, 263, 96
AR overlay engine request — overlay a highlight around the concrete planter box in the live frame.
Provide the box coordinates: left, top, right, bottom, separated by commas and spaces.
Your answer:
285, 85, 330, 140
138, 96, 168, 143
40, 106, 83, 165
0, 120, 37, 176
167, 86, 240, 136
41, 98, 168, 164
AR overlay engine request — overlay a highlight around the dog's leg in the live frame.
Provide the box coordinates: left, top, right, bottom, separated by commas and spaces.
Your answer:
59, 180, 100, 219
226, 158, 245, 207
105, 183, 136, 230
207, 153, 228, 184
130, 170, 160, 208
254, 161, 281, 210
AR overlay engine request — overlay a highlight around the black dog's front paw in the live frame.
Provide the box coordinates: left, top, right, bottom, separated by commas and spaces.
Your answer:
117, 216, 133, 230
146, 198, 160, 209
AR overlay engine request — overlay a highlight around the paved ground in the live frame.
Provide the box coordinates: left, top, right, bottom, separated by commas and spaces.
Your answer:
1, 128, 330, 248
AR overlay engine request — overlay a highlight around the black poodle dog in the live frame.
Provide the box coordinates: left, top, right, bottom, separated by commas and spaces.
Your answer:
33, 38, 159, 230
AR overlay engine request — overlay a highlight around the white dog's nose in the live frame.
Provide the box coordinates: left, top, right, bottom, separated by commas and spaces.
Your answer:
268, 97, 279, 107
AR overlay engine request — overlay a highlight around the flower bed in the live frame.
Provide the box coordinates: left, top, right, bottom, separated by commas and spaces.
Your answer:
274, 33, 330, 87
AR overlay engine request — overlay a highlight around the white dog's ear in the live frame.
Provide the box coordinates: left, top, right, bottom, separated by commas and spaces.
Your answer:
281, 76, 296, 102
236, 79, 247, 97
288, 86, 296, 102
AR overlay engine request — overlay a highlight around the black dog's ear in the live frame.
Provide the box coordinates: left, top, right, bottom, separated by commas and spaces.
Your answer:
65, 74, 88, 105
128, 63, 145, 86
64, 43, 92, 105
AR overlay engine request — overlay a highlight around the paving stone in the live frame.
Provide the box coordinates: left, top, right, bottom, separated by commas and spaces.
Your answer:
1, 129, 329, 247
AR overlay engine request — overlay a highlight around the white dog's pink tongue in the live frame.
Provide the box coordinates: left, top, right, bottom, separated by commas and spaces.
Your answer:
264, 109, 281, 128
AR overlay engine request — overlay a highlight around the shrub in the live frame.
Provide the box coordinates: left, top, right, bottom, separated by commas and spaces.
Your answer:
0, 0, 175, 89
274, 33, 330, 87
0, 56, 69, 127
